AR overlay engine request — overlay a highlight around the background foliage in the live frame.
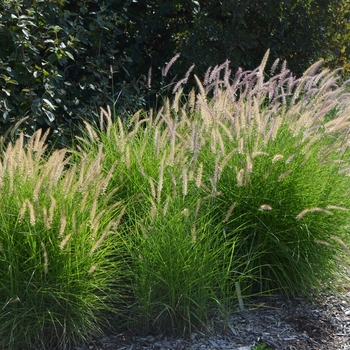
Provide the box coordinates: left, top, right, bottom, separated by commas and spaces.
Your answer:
0, 0, 349, 146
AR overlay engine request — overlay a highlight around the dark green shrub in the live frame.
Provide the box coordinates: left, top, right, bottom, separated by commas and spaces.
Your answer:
1, 0, 349, 147
0, 0, 146, 147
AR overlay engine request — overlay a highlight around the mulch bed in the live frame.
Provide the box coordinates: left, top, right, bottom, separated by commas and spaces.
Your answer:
79, 288, 350, 350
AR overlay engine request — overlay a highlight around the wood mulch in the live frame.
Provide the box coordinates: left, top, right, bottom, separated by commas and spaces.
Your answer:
77, 288, 350, 350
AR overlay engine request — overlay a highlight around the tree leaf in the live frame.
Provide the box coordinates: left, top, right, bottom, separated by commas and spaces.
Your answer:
48, 53, 58, 64
43, 98, 56, 110
65, 51, 74, 61
2, 88, 11, 96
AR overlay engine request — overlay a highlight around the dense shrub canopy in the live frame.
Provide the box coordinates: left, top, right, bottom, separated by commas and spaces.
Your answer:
0, 0, 349, 146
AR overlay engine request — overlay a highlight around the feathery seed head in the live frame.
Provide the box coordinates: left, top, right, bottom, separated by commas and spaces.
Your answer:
162, 196, 170, 217
278, 169, 293, 181
238, 138, 244, 154
188, 89, 196, 114
46, 196, 56, 229
19, 200, 27, 224
219, 149, 237, 173
285, 154, 296, 164
59, 215, 67, 238
296, 207, 333, 220
149, 178, 156, 199
195, 199, 201, 218
272, 154, 284, 163
252, 151, 269, 158
223, 203, 237, 223
182, 166, 188, 196
259, 204, 273, 211
330, 236, 350, 256
191, 224, 197, 242
162, 53, 180, 77
326, 205, 349, 211
157, 155, 165, 203
27, 200, 36, 226
181, 208, 189, 217
173, 64, 195, 93
88, 264, 98, 274
246, 153, 253, 174
41, 242, 48, 274
100, 160, 118, 195
315, 239, 332, 247
150, 199, 157, 222
196, 163, 203, 188
236, 168, 244, 187
90, 230, 113, 255
59, 233, 72, 250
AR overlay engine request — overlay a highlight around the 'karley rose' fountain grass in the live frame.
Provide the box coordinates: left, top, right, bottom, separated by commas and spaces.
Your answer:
0, 130, 128, 349
77, 51, 350, 332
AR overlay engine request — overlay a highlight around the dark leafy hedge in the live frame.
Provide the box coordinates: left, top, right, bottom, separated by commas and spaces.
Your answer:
0, 0, 141, 147
0, 0, 349, 147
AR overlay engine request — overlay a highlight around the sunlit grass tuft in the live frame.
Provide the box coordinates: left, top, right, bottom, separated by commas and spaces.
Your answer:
0, 130, 128, 349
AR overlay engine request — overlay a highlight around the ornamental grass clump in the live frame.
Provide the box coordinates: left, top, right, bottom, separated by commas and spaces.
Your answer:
0, 130, 127, 349
190, 51, 350, 296
78, 108, 254, 334
77, 51, 350, 333
123, 194, 250, 334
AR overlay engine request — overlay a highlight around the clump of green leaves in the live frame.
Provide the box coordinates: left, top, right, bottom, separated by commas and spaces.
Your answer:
251, 343, 273, 350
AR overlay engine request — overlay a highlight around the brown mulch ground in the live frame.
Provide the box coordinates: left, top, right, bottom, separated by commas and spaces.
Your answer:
81, 288, 350, 350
